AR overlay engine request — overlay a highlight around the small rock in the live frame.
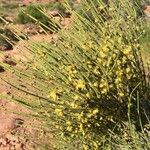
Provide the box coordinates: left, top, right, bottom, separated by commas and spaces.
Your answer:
12, 136, 19, 142
48, 10, 60, 17
0, 117, 19, 136
0, 138, 7, 146
76, 0, 81, 3
10, 146, 15, 150
10, 140, 16, 146
4, 16, 14, 23
14, 118, 24, 128
0, 44, 12, 51
3, 55, 16, 66
0, 138, 4, 145
60, 18, 72, 27
38, 29, 44, 34
54, 16, 61, 22
0, 66, 5, 73
5, 134, 14, 141
144, 5, 150, 18
15, 143, 22, 149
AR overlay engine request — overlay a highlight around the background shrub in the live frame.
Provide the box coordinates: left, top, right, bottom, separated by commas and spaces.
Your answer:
16, 4, 61, 32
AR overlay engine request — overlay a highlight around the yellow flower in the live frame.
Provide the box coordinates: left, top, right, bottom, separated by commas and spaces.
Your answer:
86, 93, 90, 98
117, 60, 121, 65
118, 92, 124, 97
92, 109, 99, 115
99, 79, 107, 88
55, 108, 63, 116
116, 70, 123, 76
76, 79, 85, 90
113, 53, 117, 58
99, 51, 106, 58
122, 56, 127, 63
79, 123, 83, 130
123, 46, 132, 55
49, 89, 57, 100
109, 84, 113, 88
93, 68, 99, 75
88, 41, 94, 48
115, 78, 122, 84
88, 65, 92, 68
83, 144, 88, 150
95, 18, 99, 23
109, 7, 115, 12
102, 45, 109, 52
56, 125, 59, 129
87, 124, 91, 127
127, 15, 131, 19
68, 75, 72, 81
44, 70, 49, 76
79, 123, 84, 135
70, 102, 78, 108
87, 113, 92, 118
74, 128, 78, 133
82, 44, 88, 50
101, 88, 107, 94
32, 66, 37, 70
126, 74, 132, 80
98, 5, 105, 11
97, 58, 102, 63
93, 141, 98, 149
126, 67, 131, 73
77, 112, 83, 121
118, 37, 122, 44
93, 82, 98, 87
66, 65, 73, 75
71, 133, 75, 138
83, 118, 88, 123
74, 95, 80, 100
66, 126, 72, 132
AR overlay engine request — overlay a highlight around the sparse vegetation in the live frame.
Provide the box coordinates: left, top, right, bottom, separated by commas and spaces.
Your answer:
0, 0, 150, 149
16, 4, 61, 32
140, 23, 150, 52
0, 2, 18, 16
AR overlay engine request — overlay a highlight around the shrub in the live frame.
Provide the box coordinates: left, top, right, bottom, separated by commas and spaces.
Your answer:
17, 5, 47, 24
1, 0, 150, 149
16, 4, 61, 32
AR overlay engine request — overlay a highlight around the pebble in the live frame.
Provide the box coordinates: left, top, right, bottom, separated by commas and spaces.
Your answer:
144, 5, 150, 18
15, 143, 23, 150
0, 138, 7, 146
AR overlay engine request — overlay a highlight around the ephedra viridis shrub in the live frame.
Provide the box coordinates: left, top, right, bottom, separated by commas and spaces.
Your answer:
0, 0, 149, 149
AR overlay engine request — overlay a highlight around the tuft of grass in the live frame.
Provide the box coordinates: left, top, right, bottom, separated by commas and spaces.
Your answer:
16, 4, 61, 32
